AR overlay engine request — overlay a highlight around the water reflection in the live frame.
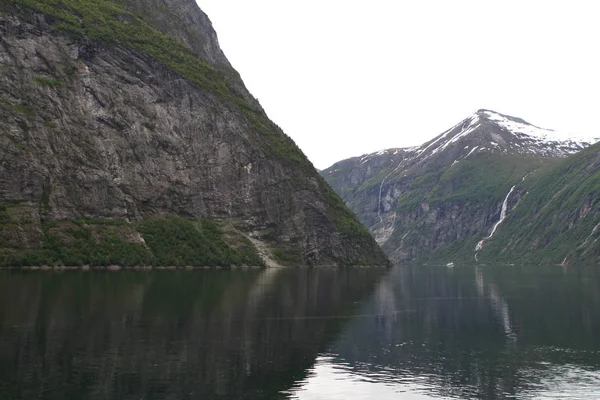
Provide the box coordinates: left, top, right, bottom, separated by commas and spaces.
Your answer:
1, 265, 599, 399
475, 268, 516, 340
287, 265, 600, 399
0, 268, 386, 399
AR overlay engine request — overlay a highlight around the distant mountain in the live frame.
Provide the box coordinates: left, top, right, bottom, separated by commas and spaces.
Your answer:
321, 110, 600, 265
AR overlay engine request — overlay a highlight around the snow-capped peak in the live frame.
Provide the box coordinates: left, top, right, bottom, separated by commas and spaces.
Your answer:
478, 109, 596, 145
412, 109, 597, 161
342, 110, 596, 171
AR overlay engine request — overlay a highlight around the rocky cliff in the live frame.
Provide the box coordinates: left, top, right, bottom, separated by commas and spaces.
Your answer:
0, 0, 389, 267
322, 109, 599, 265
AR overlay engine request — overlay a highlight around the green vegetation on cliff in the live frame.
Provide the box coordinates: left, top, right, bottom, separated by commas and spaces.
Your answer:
429, 153, 548, 205
377, 146, 600, 266
478, 143, 600, 265
138, 218, 263, 267
0, 217, 264, 267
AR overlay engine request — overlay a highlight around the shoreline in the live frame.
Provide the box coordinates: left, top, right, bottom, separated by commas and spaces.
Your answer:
0, 264, 391, 271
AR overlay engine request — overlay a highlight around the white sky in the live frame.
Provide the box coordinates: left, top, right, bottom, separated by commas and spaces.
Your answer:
197, 0, 600, 170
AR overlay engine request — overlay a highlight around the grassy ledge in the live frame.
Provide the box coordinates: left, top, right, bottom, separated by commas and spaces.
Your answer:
0, 217, 264, 267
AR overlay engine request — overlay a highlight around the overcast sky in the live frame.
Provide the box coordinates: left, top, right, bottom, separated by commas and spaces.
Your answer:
197, 0, 600, 169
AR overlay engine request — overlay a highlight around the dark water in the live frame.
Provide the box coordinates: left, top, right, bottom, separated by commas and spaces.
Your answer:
0, 265, 599, 399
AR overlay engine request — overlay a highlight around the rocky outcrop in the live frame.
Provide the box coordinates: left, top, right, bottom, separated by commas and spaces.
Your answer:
0, 0, 389, 266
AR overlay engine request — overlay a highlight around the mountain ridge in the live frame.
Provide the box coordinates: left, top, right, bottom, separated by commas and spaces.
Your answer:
322, 109, 599, 265
342, 109, 596, 171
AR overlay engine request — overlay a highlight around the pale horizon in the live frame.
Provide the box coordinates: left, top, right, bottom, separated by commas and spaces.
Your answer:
197, 0, 600, 170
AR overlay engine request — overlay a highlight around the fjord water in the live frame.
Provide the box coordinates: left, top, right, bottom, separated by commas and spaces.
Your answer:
0, 266, 599, 399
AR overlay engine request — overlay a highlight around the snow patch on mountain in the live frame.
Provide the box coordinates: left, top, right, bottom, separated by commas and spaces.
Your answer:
343, 109, 595, 174
482, 110, 595, 145
437, 117, 481, 153
415, 109, 596, 160
464, 146, 479, 158
358, 147, 415, 165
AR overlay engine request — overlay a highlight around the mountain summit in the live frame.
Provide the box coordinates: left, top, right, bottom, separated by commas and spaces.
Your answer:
322, 110, 599, 265
414, 109, 593, 162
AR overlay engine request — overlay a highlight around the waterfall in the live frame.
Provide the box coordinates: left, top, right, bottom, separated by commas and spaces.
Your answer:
376, 177, 388, 224
377, 158, 408, 224
488, 185, 516, 239
580, 222, 600, 249
475, 185, 516, 254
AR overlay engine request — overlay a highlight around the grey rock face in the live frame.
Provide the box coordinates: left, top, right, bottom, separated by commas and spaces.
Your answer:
0, 5, 388, 266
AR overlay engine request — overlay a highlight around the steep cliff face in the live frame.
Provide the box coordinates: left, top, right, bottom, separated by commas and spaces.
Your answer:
479, 142, 600, 265
120, 0, 231, 68
117, 0, 257, 107
0, 0, 389, 266
322, 110, 598, 265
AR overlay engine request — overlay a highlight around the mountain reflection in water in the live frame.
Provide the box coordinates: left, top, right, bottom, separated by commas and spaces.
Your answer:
1, 265, 600, 399
0, 268, 385, 399
287, 265, 600, 399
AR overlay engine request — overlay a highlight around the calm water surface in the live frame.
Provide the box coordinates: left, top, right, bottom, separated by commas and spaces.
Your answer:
0, 265, 599, 399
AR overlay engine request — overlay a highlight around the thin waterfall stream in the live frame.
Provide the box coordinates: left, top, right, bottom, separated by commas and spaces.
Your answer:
474, 185, 516, 260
